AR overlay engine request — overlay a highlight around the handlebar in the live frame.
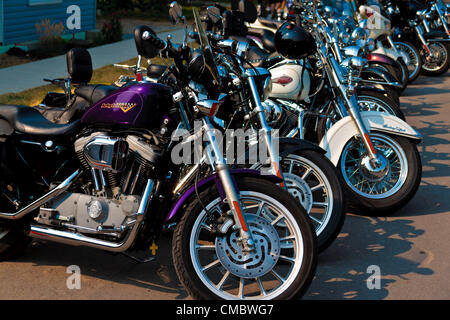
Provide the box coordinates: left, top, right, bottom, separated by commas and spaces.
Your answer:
142, 31, 167, 50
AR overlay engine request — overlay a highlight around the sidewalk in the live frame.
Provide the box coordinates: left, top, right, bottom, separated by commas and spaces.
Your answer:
0, 27, 184, 94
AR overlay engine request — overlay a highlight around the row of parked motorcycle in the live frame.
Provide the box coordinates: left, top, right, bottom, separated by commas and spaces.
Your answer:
0, 0, 445, 300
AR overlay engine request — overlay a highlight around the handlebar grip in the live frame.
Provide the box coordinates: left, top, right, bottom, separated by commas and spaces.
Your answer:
142, 31, 166, 50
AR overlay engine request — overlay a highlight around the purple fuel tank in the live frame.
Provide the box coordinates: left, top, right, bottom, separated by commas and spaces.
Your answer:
81, 82, 172, 129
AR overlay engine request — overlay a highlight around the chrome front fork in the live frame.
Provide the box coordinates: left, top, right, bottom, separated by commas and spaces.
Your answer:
331, 61, 379, 162
202, 117, 255, 251
436, 4, 450, 36
247, 76, 285, 188
344, 94, 378, 161
387, 35, 401, 56
415, 25, 434, 57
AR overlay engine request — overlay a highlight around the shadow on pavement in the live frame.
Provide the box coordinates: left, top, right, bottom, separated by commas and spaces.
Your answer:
14, 232, 188, 300
306, 215, 433, 299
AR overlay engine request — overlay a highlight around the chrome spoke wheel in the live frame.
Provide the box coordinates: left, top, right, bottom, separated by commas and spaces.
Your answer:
422, 42, 448, 72
340, 133, 408, 199
189, 192, 304, 300
280, 156, 334, 236
252, 156, 334, 237
395, 42, 420, 80
357, 96, 398, 115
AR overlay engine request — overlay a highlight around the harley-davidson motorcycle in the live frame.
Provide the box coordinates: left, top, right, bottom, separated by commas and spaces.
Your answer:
199, 1, 422, 214
383, 0, 450, 76
0, 8, 318, 300
34, 3, 347, 254
206, 1, 405, 112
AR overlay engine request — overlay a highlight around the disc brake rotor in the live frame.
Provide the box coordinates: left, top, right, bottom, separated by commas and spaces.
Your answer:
283, 172, 313, 212
215, 214, 281, 279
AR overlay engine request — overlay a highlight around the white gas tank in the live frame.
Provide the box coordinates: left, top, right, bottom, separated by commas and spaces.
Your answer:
268, 62, 311, 101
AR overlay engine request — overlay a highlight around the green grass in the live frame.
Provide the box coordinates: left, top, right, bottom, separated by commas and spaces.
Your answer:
0, 56, 169, 106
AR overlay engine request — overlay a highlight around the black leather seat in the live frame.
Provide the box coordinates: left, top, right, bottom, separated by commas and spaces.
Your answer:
257, 17, 284, 30
0, 104, 80, 136
74, 85, 118, 105
247, 27, 276, 53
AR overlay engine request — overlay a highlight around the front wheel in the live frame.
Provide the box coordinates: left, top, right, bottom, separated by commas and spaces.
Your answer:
356, 90, 405, 120
421, 42, 450, 76
172, 177, 317, 300
394, 41, 422, 83
338, 133, 422, 215
252, 149, 346, 252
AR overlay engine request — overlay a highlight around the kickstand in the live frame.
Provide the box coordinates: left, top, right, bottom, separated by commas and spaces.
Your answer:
121, 252, 156, 263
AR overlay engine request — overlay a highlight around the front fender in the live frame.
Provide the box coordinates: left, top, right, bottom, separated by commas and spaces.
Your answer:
424, 30, 450, 41
367, 53, 397, 66
372, 46, 401, 61
278, 137, 325, 157
165, 169, 282, 222
361, 67, 401, 86
319, 111, 422, 165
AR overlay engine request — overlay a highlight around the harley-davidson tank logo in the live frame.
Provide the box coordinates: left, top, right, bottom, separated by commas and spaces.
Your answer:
100, 102, 137, 113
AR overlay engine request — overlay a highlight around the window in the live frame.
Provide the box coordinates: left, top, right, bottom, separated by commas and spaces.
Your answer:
29, 0, 63, 6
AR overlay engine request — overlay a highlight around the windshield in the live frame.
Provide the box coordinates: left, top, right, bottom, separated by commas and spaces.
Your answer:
192, 7, 221, 91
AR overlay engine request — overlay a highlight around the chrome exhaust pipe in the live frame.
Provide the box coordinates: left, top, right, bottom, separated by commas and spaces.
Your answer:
0, 170, 81, 220
28, 179, 154, 253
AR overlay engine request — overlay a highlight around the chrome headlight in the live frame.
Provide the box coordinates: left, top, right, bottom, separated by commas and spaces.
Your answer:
341, 56, 367, 73
261, 99, 282, 125
342, 45, 363, 57
352, 27, 368, 42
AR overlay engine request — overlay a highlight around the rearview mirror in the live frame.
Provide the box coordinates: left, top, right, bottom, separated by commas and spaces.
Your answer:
169, 1, 183, 25
207, 6, 222, 24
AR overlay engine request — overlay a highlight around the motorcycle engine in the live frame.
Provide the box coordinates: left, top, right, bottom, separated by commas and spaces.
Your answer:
36, 132, 162, 237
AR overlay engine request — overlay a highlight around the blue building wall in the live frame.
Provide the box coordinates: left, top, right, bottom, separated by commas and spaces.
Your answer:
2, 0, 96, 45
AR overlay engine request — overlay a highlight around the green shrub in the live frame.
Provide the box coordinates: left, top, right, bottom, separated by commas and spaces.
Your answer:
97, 0, 133, 13
100, 12, 123, 44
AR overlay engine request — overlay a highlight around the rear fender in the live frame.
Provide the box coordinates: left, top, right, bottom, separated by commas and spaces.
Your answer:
319, 111, 422, 166
165, 169, 282, 222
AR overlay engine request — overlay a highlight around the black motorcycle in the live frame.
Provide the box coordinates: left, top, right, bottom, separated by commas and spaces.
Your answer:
0, 8, 318, 300
385, 0, 450, 76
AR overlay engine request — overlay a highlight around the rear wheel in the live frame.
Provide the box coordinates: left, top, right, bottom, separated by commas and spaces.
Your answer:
172, 177, 317, 300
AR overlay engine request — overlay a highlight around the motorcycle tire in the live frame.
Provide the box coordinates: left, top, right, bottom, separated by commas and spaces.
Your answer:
394, 41, 422, 83
172, 176, 317, 300
421, 42, 450, 76
338, 133, 422, 216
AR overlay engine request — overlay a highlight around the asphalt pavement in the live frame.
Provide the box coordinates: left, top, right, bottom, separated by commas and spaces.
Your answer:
0, 70, 448, 300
